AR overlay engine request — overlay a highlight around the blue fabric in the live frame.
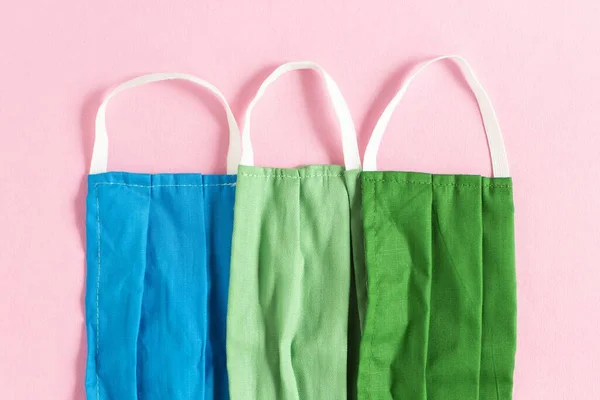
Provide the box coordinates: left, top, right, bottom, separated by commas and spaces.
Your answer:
85, 172, 236, 399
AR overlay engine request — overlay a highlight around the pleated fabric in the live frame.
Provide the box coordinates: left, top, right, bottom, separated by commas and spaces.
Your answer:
226, 165, 363, 400
226, 61, 365, 400
357, 172, 516, 399
86, 172, 236, 399
357, 55, 517, 399
84, 72, 241, 400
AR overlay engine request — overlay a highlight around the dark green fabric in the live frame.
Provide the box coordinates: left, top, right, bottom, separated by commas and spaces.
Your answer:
480, 181, 517, 399
357, 171, 516, 400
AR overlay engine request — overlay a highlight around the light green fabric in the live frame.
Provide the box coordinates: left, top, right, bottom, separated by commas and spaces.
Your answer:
227, 165, 364, 400
357, 171, 516, 400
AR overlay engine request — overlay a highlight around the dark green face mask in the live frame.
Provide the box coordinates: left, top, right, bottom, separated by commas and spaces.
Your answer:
357, 56, 517, 400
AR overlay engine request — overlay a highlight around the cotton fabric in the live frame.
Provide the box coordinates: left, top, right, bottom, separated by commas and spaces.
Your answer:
226, 61, 365, 400
84, 73, 241, 400
357, 172, 516, 399
85, 172, 236, 399
226, 165, 364, 400
357, 55, 517, 399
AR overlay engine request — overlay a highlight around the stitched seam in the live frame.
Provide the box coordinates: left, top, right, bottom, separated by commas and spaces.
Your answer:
198, 184, 207, 397
362, 179, 511, 188
95, 186, 101, 400
238, 173, 343, 179
93, 181, 234, 399
93, 182, 235, 188
367, 179, 378, 400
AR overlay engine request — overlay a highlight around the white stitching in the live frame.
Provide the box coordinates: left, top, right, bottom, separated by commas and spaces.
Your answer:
92, 180, 233, 397
362, 178, 511, 188
94, 182, 236, 188
239, 173, 343, 179
92, 180, 235, 397
95, 186, 100, 400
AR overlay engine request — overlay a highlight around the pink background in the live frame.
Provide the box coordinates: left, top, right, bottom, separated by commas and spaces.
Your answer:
1, 1, 599, 398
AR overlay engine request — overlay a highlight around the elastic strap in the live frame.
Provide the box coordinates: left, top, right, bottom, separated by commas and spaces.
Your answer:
240, 61, 361, 170
89, 73, 241, 175
363, 55, 510, 177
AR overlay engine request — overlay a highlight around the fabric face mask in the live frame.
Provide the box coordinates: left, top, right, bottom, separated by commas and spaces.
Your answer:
85, 73, 241, 399
226, 62, 365, 400
357, 56, 517, 400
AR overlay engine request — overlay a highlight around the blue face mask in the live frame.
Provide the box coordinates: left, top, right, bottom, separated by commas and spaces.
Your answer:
84, 73, 241, 399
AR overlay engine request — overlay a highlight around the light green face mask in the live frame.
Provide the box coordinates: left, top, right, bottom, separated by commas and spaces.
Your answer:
226, 62, 365, 400
357, 56, 517, 400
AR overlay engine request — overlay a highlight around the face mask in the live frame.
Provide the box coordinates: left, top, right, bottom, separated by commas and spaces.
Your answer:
226, 61, 365, 400
85, 73, 241, 399
357, 56, 517, 399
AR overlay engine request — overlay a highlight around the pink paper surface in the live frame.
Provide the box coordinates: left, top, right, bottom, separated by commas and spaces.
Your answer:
0, 1, 598, 398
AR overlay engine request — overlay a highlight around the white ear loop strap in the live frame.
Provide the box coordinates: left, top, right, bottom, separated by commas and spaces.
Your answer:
89, 73, 241, 175
240, 61, 361, 170
363, 55, 510, 177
